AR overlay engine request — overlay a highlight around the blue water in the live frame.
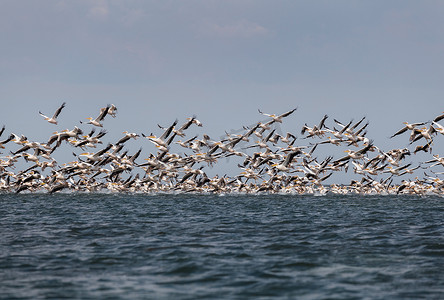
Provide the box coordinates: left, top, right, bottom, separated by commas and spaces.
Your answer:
1, 194, 443, 299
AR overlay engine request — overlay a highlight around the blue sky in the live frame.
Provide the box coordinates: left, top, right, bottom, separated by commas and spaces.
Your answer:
1, 1, 443, 180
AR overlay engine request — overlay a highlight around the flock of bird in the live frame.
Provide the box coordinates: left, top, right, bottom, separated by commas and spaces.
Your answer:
0, 103, 443, 195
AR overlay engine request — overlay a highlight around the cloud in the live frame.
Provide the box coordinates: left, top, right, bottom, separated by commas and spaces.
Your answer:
87, 0, 109, 20
201, 19, 270, 38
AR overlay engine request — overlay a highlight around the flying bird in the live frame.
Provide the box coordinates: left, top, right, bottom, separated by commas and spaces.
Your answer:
39, 102, 66, 125
390, 122, 426, 139
83, 105, 110, 127
108, 104, 118, 118
258, 107, 298, 124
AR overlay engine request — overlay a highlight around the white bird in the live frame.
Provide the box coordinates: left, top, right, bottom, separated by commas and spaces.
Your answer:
432, 121, 444, 135
39, 102, 66, 125
84, 105, 110, 127
258, 107, 297, 124
108, 104, 118, 118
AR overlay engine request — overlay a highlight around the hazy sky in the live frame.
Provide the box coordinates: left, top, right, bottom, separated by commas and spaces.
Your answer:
1, 1, 443, 180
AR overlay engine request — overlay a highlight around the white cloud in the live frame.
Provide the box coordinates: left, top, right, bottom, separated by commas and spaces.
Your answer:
87, 0, 109, 20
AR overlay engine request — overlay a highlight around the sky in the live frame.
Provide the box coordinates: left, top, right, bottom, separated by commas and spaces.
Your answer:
0, 0, 443, 182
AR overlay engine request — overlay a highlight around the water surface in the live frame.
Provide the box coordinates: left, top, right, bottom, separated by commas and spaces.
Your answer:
1, 194, 443, 299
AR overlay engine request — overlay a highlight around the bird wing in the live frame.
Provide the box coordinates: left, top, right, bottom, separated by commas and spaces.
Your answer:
116, 135, 131, 145
97, 105, 110, 121
258, 109, 271, 117
334, 119, 346, 128
86, 128, 96, 137
39, 111, 49, 119
338, 120, 353, 134
179, 117, 194, 131
356, 140, 373, 155
160, 119, 178, 140
95, 129, 108, 139
433, 112, 444, 123
319, 172, 333, 182
410, 131, 424, 143
0, 134, 14, 144
129, 148, 142, 163
53, 102, 66, 119
395, 163, 412, 171
263, 129, 275, 142
283, 150, 301, 167
432, 121, 443, 130
350, 116, 366, 131
355, 122, 369, 135
184, 135, 198, 144
244, 123, 260, 137
318, 114, 328, 129
279, 107, 298, 118
390, 126, 408, 138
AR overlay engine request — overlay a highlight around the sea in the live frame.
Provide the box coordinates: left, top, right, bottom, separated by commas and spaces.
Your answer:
1, 193, 443, 299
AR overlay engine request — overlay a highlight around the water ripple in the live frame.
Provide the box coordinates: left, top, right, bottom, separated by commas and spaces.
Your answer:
1, 194, 443, 299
